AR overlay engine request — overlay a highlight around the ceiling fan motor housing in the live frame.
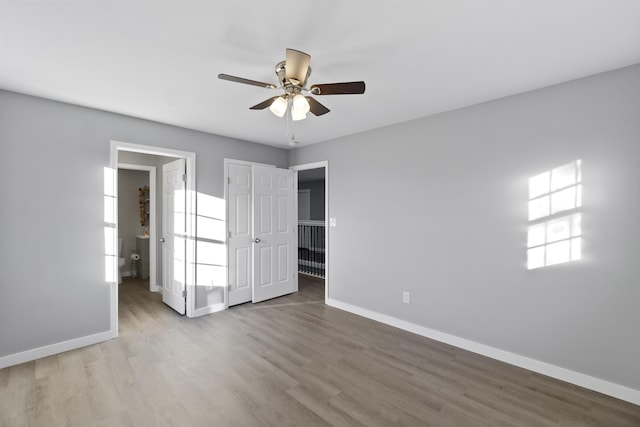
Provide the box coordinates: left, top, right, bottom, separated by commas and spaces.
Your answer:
275, 60, 312, 91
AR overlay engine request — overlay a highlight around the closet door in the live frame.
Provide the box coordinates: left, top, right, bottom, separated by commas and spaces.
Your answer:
227, 163, 253, 306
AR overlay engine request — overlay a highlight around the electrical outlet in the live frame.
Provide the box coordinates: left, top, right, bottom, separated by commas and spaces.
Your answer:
402, 291, 411, 304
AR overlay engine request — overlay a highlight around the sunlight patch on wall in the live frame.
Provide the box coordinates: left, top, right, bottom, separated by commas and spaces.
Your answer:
527, 160, 582, 269
104, 167, 117, 283
194, 192, 227, 306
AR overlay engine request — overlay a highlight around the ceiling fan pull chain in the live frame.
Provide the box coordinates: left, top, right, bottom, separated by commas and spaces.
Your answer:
286, 107, 298, 146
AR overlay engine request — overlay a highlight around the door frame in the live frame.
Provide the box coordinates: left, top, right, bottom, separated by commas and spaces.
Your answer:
117, 163, 158, 292
161, 158, 189, 315
109, 140, 197, 337
289, 161, 329, 302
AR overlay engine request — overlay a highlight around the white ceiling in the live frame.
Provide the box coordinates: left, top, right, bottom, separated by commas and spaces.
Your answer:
1, 1, 639, 148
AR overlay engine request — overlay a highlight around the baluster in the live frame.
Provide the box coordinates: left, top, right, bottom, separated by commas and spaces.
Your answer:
304, 225, 308, 274
320, 225, 324, 277
298, 224, 302, 273
312, 225, 316, 276
307, 225, 312, 273
315, 225, 319, 277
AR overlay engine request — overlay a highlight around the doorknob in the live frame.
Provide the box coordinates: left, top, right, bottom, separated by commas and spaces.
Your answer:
252, 238, 261, 243
159, 238, 165, 243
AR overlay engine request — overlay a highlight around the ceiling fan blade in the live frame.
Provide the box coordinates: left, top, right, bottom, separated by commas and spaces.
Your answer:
310, 81, 366, 95
306, 97, 330, 116
249, 97, 279, 110
218, 73, 277, 89
285, 48, 311, 86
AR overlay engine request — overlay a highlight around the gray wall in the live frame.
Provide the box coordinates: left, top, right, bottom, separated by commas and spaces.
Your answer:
0, 89, 287, 357
298, 179, 325, 221
117, 168, 148, 272
289, 64, 640, 391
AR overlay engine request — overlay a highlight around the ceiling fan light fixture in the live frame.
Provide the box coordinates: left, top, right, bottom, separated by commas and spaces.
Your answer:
291, 109, 307, 121
292, 94, 310, 113
218, 48, 366, 129
291, 94, 310, 121
269, 96, 288, 117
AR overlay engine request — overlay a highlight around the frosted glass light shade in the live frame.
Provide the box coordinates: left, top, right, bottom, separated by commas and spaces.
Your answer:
291, 94, 310, 121
292, 94, 310, 113
269, 96, 288, 117
291, 109, 307, 121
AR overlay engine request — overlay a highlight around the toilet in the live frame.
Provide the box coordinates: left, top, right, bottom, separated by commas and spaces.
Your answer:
118, 238, 125, 284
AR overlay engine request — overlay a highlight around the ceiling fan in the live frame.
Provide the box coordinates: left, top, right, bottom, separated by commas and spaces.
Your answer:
218, 48, 366, 121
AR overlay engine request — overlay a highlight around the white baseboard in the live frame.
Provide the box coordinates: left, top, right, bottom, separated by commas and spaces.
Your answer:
0, 330, 113, 369
326, 298, 640, 406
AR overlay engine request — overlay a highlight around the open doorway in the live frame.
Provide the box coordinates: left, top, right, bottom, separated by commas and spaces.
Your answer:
108, 140, 197, 337
291, 162, 328, 301
117, 163, 156, 293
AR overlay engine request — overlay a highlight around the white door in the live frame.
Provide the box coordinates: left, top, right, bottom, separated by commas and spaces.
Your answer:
252, 166, 297, 303
162, 158, 187, 314
227, 163, 253, 306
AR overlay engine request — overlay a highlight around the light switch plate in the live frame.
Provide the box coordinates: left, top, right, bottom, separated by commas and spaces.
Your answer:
330, 217, 337, 227
402, 291, 411, 304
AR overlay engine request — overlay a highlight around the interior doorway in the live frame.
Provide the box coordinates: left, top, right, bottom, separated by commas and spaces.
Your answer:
108, 141, 197, 337
290, 161, 328, 302
117, 163, 156, 292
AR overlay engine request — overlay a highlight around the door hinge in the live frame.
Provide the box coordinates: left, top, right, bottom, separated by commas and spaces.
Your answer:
182, 174, 187, 182
228, 230, 232, 238
228, 176, 231, 184
182, 290, 187, 298
228, 284, 232, 291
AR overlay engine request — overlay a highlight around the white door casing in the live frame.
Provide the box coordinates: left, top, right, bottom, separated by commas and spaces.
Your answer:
227, 163, 253, 306
162, 158, 187, 314
290, 161, 329, 303
252, 165, 297, 303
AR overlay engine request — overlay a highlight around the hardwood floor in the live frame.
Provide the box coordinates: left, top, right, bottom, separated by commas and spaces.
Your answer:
1, 275, 639, 426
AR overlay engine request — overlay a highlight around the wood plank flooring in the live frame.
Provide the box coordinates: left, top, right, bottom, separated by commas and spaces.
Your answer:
1, 275, 639, 426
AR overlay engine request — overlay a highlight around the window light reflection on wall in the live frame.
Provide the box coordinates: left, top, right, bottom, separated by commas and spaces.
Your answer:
104, 167, 117, 283
527, 160, 582, 269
